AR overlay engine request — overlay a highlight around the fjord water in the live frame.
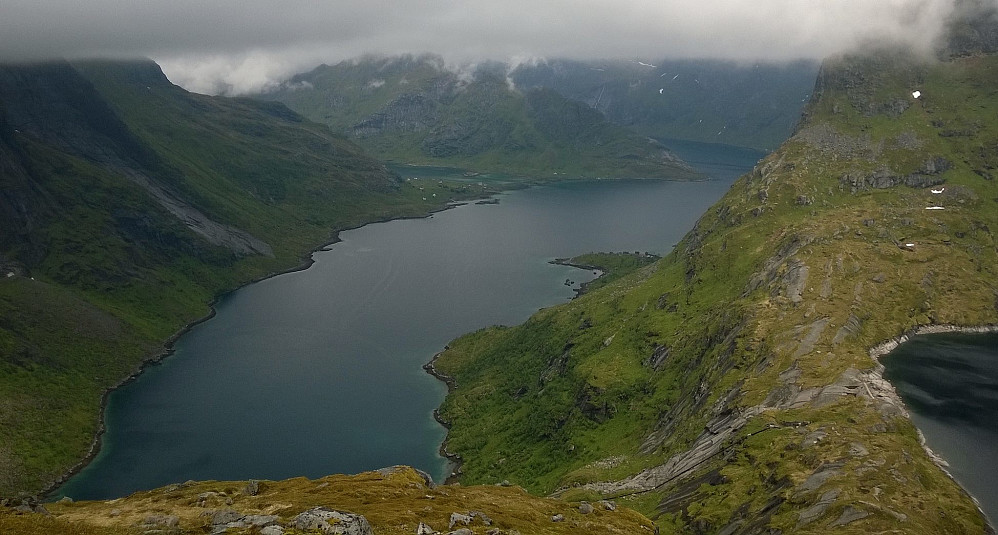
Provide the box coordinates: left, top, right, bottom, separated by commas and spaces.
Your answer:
58, 141, 762, 500
882, 333, 998, 523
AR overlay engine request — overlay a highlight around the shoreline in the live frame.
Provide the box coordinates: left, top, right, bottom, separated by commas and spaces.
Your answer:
40, 196, 485, 500
422, 259, 610, 485
869, 322, 998, 530
549, 258, 605, 298
422, 351, 464, 485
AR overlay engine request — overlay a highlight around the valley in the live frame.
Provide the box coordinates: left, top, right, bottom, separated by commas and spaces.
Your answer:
2, 1, 998, 533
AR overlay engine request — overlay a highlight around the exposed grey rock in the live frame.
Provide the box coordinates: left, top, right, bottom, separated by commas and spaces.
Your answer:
417, 521, 437, 534
211, 509, 243, 525
872, 273, 886, 283
800, 430, 827, 449
56, 496, 73, 504
797, 489, 840, 526
244, 514, 279, 527
832, 313, 864, 346
796, 462, 844, 495
449, 512, 473, 529
793, 317, 828, 357
244, 479, 260, 496
645, 344, 671, 370
469, 510, 492, 525
447, 529, 473, 535
551, 514, 565, 522
850, 442, 870, 457
292, 507, 373, 535
781, 260, 809, 304
599, 500, 616, 511
830, 505, 870, 527
260, 526, 285, 535
579, 502, 594, 514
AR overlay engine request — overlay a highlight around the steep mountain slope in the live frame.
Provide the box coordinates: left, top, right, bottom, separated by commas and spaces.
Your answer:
260, 56, 700, 179
0, 60, 479, 496
510, 58, 819, 151
431, 10, 998, 535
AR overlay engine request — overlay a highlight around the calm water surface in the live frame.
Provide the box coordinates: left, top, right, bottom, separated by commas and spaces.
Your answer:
882, 333, 998, 524
58, 141, 762, 499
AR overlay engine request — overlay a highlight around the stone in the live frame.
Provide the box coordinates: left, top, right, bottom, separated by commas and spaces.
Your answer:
579, 501, 594, 514
212, 509, 243, 525
599, 500, 617, 511
849, 442, 870, 457
260, 527, 285, 535
830, 505, 870, 527
449, 512, 473, 528
448, 530, 473, 535
469, 510, 492, 525
57, 496, 73, 504
110, 508, 121, 517
797, 489, 840, 526
797, 462, 844, 495
143, 514, 180, 527
292, 507, 373, 535
244, 479, 260, 496
800, 430, 826, 449
244, 514, 279, 527
417, 522, 437, 534
552, 514, 565, 522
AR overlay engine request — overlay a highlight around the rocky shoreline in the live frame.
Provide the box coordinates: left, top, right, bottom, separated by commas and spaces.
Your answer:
422, 351, 464, 484
868, 322, 998, 531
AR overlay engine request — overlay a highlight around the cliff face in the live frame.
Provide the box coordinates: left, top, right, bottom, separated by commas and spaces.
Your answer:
432, 12, 998, 535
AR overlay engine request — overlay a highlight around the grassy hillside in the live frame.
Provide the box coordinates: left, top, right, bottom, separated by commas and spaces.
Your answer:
260, 56, 701, 180
0, 466, 655, 534
432, 40, 998, 535
0, 60, 487, 496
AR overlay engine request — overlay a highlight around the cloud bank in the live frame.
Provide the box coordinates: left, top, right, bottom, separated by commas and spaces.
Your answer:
1, 0, 958, 94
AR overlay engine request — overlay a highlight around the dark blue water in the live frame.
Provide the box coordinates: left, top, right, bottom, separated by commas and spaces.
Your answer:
58, 141, 762, 500
882, 332, 998, 524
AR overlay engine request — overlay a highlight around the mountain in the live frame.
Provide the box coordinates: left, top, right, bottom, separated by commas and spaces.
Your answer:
259, 56, 700, 180
0, 59, 482, 496
510, 58, 819, 151
430, 6, 998, 534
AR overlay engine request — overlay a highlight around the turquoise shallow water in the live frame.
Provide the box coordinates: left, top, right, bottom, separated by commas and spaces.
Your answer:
58, 141, 762, 500
882, 332, 998, 524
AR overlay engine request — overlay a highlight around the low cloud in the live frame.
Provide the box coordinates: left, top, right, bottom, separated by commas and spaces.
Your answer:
0, 0, 958, 94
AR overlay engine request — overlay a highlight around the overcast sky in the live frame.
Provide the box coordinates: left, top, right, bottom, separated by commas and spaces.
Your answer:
1, 0, 958, 94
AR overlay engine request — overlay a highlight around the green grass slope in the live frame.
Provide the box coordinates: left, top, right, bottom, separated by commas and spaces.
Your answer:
260, 56, 701, 180
0, 59, 486, 496
433, 36, 998, 535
